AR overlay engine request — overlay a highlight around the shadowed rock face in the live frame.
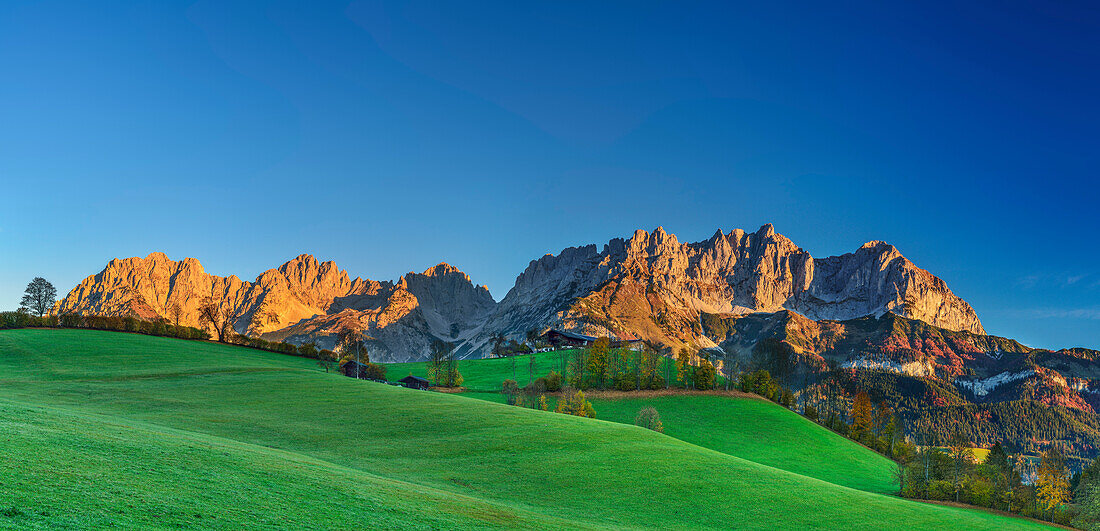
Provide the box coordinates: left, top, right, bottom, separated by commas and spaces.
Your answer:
56, 224, 982, 361
456, 225, 983, 356
55, 253, 495, 362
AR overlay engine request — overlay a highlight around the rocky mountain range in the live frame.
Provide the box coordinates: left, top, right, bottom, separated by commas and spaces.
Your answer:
55, 253, 494, 362
455, 224, 982, 356
56, 225, 982, 361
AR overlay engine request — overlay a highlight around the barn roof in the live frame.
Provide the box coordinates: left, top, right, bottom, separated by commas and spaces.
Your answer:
546, 329, 598, 342
398, 375, 430, 384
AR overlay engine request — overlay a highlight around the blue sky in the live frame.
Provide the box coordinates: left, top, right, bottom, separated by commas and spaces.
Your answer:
1, 1, 1097, 349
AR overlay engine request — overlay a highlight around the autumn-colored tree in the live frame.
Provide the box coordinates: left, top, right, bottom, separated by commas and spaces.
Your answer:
849, 390, 874, 440
1036, 448, 1071, 520
638, 345, 664, 390
676, 347, 695, 389
584, 337, 611, 389
873, 401, 893, 436
555, 390, 596, 418
427, 339, 460, 386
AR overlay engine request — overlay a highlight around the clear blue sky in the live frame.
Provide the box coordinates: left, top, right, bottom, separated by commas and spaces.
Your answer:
1, 1, 1097, 349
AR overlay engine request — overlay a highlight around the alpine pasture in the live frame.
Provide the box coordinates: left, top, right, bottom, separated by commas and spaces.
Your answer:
0, 329, 1050, 529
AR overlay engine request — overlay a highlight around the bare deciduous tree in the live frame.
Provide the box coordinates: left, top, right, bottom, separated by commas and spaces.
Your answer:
196, 297, 236, 342
21, 277, 57, 317
168, 302, 183, 327
247, 307, 278, 337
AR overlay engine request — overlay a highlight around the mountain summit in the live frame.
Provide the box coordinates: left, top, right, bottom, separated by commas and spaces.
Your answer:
56, 225, 982, 360
54, 253, 494, 361
456, 225, 982, 355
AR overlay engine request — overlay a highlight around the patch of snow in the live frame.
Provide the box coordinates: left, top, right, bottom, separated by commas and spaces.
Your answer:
1067, 378, 1100, 394
955, 371, 1034, 397
841, 358, 935, 378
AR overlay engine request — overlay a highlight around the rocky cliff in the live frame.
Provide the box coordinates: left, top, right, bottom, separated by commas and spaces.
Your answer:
55, 253, 495, 361
57, 224, 983, 361
456, 225, 983, 356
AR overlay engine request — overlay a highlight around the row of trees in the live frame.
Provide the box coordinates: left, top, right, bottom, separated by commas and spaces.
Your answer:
802, 382, 1085, 526
895, 438, 1081, 525
1, 311, 210, 340
555, 338, 728, 392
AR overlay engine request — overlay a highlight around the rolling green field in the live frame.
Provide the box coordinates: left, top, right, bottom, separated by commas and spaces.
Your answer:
387, 351, 894, 494
0, 330, 1051, 529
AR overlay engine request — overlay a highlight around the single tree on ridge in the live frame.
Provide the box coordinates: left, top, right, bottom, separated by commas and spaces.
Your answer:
21, 277, 57, 317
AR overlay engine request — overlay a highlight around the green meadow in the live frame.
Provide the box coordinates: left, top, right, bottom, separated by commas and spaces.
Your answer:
386, 351, 897, 493
0, 329, 1051, 529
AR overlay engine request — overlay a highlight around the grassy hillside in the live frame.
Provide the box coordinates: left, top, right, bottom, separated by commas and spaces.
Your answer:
386, 349, 569, 392
0, 330, 1051, 529
592, 395, 897, 494
0, 402, 563, 529
385, 351, 897, 494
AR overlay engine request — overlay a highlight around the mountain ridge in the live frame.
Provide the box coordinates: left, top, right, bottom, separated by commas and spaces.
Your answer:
55, 225, 985, 361
455, 224, 983, 356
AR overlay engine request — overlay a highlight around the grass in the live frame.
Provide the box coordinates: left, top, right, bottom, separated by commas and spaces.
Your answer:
590, 395, 899, 494
386, 350, 895, 494
385, 349, 571, 392
0, 329, 1052, 529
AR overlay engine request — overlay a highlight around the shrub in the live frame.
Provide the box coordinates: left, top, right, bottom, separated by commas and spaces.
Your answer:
928, 480, 954, 501
543, 371, 563, 392
555, 389, 596, 418
362, 363, 387, 380
297, 343, 319, 358
58, 313, 83, 328
634, 406, 664, 433
502, 379, 520, 405
615, 373, 638, 391
803, 404, 819, 421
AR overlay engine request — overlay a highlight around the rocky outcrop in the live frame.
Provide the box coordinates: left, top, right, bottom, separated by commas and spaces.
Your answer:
55, 253, 495, 362
457, 225, 983, 356
56, 224, 983, 361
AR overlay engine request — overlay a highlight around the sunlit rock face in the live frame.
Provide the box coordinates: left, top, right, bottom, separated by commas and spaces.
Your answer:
56, 224, 982, 361
456, 225, 983, 356
55, 254, 495, 362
